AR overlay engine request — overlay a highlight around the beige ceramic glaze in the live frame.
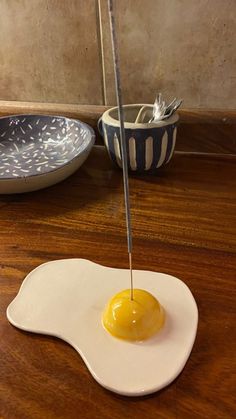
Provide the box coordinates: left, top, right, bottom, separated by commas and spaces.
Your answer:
7, 259, 198, 396
99, 104, 179, 172
101, 104, 179, 128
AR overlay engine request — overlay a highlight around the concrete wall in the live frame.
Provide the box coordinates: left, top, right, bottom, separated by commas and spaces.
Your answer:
0, 0, 235, 108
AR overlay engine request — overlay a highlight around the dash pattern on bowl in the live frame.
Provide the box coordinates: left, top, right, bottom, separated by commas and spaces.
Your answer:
0, 115, 92, 179
103, 124, 177, 172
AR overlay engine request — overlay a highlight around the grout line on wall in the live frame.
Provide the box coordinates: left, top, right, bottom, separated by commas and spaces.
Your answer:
95, 0, 107, 105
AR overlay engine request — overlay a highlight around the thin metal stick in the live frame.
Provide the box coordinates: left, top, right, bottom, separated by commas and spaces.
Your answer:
108, 0, 133, 300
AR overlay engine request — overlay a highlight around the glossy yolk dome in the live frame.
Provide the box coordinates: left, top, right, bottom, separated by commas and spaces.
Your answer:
102, 289, 165, 341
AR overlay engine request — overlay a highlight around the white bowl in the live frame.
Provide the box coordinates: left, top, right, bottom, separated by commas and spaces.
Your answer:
7, 259, 198, 396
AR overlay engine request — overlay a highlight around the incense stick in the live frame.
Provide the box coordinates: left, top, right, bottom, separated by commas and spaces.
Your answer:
108, 0, 133, 300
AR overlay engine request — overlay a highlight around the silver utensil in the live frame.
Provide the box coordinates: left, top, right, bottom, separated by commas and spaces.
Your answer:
149, 95, 183, 123
148, 93, 166, 122
164, 99, 183, 118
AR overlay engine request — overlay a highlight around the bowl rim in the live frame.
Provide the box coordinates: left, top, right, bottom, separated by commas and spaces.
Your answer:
0, 114, 95, 181
102, 104, 179, 129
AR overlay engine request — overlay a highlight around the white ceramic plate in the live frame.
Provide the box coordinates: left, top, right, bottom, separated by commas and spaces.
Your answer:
7, 259, 198, 396
0, 115, 95, 194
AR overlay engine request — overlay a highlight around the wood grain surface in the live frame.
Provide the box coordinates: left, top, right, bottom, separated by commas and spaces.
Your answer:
1, 101, 236, 154
0, 146, 236, 418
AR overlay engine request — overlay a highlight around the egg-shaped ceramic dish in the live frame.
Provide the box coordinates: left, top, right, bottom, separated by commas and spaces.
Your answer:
7, 259, 198, 396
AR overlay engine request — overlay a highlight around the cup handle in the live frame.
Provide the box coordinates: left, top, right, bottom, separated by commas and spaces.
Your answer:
97, 117, 103, 137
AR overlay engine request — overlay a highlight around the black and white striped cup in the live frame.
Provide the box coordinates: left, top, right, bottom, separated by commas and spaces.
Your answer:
98, 104, 178, 173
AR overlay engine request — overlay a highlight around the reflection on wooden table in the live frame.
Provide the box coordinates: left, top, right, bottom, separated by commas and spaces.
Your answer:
0, 145, 235, 418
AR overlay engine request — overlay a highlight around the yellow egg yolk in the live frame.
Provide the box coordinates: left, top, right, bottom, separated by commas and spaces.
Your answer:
102, 289, 165, 341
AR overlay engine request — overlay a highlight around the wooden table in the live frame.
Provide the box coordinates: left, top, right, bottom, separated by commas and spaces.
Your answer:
0, 146, 236, 418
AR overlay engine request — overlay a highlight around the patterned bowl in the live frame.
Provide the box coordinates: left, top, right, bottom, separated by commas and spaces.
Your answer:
98, 104, 179, 173
0, 114, 95, 194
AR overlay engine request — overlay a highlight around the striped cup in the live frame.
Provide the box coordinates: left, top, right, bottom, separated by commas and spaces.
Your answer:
98, 104, 179, 173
